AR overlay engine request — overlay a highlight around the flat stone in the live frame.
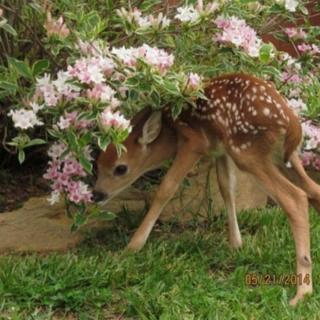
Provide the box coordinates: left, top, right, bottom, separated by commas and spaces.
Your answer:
0, 197, 80, 253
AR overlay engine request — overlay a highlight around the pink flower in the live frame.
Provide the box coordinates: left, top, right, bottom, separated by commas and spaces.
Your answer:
313, 156, 320, 171
285, 27, 306, 39
44, 12, 70, 38
43, 160, 61, 180
99, 109, 131, 132
87, 84, 116, 103
302, 121, 320, 150
63, 159, 86, 177
311, 44, 320, 55
281, 72, 302, 84
44, 157, 92, 204
112, 45, 174, 74
298, 43, 312, 53
214, 16, 262, 57
186, 72, 202, 91
300, 152, 314, 167
68, 57, 114, 85
67, 181, 92, 203
298, 43, 320, 55
57, 111, 92, 130
139, 44, 174, 74
36, 74, 61, 107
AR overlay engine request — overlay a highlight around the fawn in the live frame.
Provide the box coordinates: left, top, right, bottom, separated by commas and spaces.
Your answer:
94, 73, 320, 305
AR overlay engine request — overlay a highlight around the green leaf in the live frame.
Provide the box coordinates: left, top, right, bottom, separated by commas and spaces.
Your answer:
0, 81, 18, 93
162, 80, 181, 96
79, 132, 92, 148
47, 128, 63, 139
0, 22, 17, 37
66, 130, 79, 152
8, 58, 33, 80
75, 212, 88, 225
25, 139, 47, 148
259, 44, 273, 64
28, 2, 43, 13
98, 135, 110, 151
32, 59, 50, 77
18, 150, 25, 164
92, 210, 117, 221
171, 100, 184, 119
79, 154, 93, 174
71, 211, 88, 231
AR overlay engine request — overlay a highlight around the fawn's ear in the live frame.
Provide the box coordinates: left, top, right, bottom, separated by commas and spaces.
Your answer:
138, 111, 162, 146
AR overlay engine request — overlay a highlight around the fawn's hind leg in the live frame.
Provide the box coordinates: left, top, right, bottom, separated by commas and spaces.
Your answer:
289, 152, 320, 213
231, 153, 312, 305
216, 155, 242, 248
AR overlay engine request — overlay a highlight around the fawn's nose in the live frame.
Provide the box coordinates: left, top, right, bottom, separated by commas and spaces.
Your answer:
92, 191, 108, 203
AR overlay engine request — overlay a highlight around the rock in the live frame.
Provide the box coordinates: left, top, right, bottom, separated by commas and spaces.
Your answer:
0, 197, 80, 253
0, 158, 267, 253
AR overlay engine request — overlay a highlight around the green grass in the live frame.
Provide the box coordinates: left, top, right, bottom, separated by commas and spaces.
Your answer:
1, 207, 320, 319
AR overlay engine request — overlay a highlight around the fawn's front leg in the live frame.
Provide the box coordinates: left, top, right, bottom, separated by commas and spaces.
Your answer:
216, 155, 242, 249
127, 125, 209, 251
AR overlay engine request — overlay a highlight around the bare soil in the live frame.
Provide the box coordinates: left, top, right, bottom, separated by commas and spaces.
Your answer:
0, 151, 49, 213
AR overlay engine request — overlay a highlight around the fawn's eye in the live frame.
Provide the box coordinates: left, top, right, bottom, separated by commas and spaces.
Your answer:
113, 165, 128, 176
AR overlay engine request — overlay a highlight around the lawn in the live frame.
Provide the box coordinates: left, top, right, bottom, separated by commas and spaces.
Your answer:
1, 206, 320, 319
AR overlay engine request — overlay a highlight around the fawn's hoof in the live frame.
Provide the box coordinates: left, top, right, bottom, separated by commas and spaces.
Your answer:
229, 233, 243, 249
126, 239, 145, 252
289, 288, 312, 306
230, 238, 243, 249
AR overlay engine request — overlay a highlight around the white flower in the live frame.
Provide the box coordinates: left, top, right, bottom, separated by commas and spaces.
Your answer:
288, 88, 301, 98
84, 145, 94, 161
57, 115, 72, 130
175, 6, 200, 23
77, 39, 106, 57
100, 86, 116, 102
288, 98, 307, 114
137, 16, 152, 28
48, 142, 69, 160
161, 16, 171, 28
36, 73, 51, 87
47, 191, 61, 205
285, 0, 299, 12
247, 38, 262, 57
111, 47, 137, 66
8, 109, 43, 130
53, 71, 80, 95
30, 102, 44, 113
78, 181, 91, 196
87, 64, 105, 84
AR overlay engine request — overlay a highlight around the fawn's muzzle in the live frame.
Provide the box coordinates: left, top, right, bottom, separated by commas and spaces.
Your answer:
92, 191, 108, 203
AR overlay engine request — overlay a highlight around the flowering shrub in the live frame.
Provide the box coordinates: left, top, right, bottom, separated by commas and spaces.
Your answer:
1, 0, 320, 227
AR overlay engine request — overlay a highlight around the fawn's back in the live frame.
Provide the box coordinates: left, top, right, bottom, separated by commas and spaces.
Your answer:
180, 73, 302, 163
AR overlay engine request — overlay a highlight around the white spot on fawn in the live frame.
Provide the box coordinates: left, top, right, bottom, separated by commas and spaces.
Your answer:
263, 108, 270, 116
